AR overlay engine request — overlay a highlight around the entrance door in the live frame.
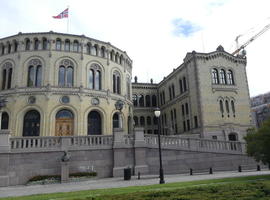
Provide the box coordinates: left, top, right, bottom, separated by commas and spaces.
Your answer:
55, 109, 74, 136
88, 111, 101, 135
23, 110, 40, 136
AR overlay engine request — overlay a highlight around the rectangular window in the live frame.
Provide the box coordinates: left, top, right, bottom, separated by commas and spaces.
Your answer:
170, 110, 174, 128
182, 104, 185, 116
185, 103, 189, 115
212, 136, 217, 140
179, 79, 183, 94
183, 121, 186, 132
194, 116, 198, 128
175, 124, 178, 134
187, 119, 190, 131
169, 87, 172, 100
163, 91, 165, 104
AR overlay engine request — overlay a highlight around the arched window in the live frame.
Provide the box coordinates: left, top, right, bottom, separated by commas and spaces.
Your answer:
152, 95, 157, 107
25, 38, 30, 51
27, 59, 42, 87
2, 62, 13, 90
225, 100, 230, 116
14, 41, 18, 52
110, 50, 114, 61
220, 69, 226, 84
1, 44, 5, 55
55, 109, 74, 136
231, 100, 235, 117
140, 116, 145, 126
65, 39, 70, 51
147, 116, 151, 125
7, 43, 11, 53
139, 95, 144, 107
219, 100, 224, 117
115, 53, 119, 63
101, 46, 106, 58
56, 38, 61, 50
227, 70, 234, 85
58, 60, 74, 87
1, 112, 9, 130
133, 116, 138, 126
120, 55, 124, 65
212, 69, 219, 84
113, 113, 122, 129
133, 94, 138, 107
91, 44, 97, 55
113, 71, 121, 94
34, 38, 39, 50
183, 76, 187, 91
146, 95, 151, 107
88, 64, 102, 90
23, 110, 40, 136
42, 38, 47, 50
86, 43, 91, 54
73, 40, 79, 52
88, 111, 102, 135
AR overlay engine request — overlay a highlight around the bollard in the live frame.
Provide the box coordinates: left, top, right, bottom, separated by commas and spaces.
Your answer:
138, 172, 141, 180
190, 168, 193, 175
257, 165, 261, 171
238, 165, 242, 172
209, 167, 213, 174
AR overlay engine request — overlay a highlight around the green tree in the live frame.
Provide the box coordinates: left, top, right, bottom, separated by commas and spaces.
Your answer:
245, 119, 270, 165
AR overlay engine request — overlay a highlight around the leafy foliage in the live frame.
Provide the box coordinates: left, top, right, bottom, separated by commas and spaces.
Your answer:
245, 119, 270, 165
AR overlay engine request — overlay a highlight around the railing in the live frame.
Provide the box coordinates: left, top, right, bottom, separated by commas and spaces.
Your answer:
144, 135, 244, 154
10, 135, 113, 152
123, 134, 134, 145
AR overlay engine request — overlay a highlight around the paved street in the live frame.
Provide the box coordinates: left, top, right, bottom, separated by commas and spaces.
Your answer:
0, 170, 270, 198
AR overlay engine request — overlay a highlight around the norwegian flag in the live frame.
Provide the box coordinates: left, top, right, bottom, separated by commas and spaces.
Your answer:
53, 8, 69, 19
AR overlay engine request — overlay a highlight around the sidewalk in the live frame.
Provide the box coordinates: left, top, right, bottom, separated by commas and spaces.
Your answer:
0, 170, 270, 198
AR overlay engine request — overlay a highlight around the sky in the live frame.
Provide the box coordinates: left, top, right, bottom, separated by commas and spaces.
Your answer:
0, 0, 269, 97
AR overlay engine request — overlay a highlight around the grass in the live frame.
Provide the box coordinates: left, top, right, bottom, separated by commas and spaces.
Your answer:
2, 175, 270, 200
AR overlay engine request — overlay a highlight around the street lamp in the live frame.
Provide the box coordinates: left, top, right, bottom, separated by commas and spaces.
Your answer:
154, 107, 165, 184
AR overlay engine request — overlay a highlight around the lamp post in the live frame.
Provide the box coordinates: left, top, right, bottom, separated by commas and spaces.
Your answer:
154, 107, 165, 184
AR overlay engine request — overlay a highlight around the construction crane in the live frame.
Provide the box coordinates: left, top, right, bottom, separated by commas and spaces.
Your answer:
232, 21, 270, 56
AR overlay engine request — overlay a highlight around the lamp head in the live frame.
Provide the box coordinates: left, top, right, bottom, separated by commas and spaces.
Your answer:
154, 107, 161, 117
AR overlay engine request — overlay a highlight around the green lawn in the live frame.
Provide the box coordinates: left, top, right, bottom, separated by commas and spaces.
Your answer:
2, 175, 270, 200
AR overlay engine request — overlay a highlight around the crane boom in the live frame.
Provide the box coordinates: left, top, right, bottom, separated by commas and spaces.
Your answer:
232, 23, 270, 55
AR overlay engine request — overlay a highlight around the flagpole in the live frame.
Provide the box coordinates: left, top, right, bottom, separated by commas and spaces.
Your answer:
67, 5, 69, 33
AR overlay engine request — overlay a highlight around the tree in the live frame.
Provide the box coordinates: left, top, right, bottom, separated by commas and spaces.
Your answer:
245, 119, 270, 165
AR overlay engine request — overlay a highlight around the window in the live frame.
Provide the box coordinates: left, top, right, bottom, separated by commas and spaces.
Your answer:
42, 38, 47, 50
1, 62, 13, 90
34, 38, 39, 50
185, 103, 189, 115
140, 116, 145, 126
23, 110, 40, 136
139, 94, 144, 107
14, 41, 18, 52
227, 70, 234, 85
1, 112, 9, 129
219, 100, 224, 117
73, 40, 79, 52
212, 68, 219, 84
225, 100, 230, 117
88, 64, 102, 90
182, 104, 185, 116
56, 38, 61, 50
231, 100, 235, 117
65, 39, 70, 51
25, 39, 30, 51
153, 116, 158, 125
58, 59, 74, 87
91, 44, 98, 56
133, 116, 138, 126
113, 71, 121, 94
86, 43, 91, 54
120, 55, 124, 65
152, 95, 157, 107
169, 86, 172, 100
101, 46, 106, 58
88, 111, 102, 135
187, 119, 190, 131
183, 121, 186, 132
27, 59, 42, 87
172, 84, 175, 98
179, 79, 183, 94
126, 77, 131, 99
220, 69, 226, 84
146, 95, 151, 107
147, 116, 151, 125
194, 116, 198, 128
115, 53, 119, 63
133, 94, 138, 107
7, 43, 11, 53
1, 44, 5, 55
110, 50, 114, 61
183, 76, 187, 91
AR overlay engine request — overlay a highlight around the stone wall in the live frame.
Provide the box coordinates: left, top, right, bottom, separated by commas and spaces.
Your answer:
0, 128, 261, 187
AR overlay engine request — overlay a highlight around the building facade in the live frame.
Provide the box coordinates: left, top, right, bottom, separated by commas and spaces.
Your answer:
251, 91, 270, 128
0, 32, 133, 137
133, 46, 252, 141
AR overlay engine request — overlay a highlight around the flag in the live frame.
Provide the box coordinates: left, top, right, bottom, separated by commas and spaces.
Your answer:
53, 8, 69, 19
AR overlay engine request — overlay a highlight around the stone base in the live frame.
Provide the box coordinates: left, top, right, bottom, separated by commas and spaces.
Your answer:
113, 167, 127, 177
61, 162, 69, 183
134, 165, 149, 175
0, 176, 9, 187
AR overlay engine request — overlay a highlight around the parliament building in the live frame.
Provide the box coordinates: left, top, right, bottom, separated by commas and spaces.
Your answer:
0, 32, 252, 141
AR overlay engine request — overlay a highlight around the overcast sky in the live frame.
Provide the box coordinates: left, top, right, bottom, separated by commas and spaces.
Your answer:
0, 0, 269, 97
